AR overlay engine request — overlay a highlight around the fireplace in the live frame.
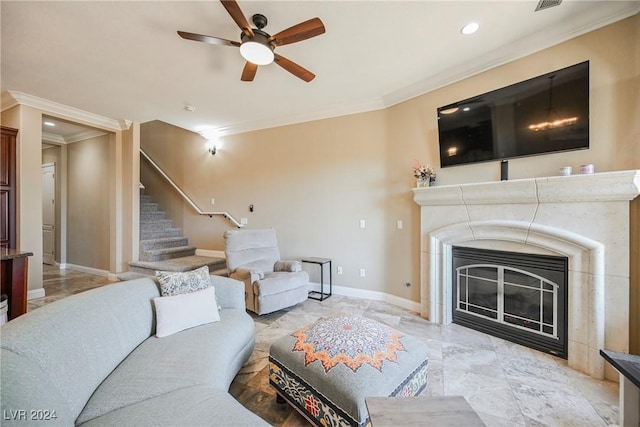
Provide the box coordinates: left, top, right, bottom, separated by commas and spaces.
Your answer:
451, 246, 568, 358
413, 170, 640, 380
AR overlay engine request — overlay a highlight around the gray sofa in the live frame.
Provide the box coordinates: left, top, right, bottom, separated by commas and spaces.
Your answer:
0, 276, 269, 426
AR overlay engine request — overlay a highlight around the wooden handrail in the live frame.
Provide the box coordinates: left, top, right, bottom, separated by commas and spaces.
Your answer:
140, 149, 243, 228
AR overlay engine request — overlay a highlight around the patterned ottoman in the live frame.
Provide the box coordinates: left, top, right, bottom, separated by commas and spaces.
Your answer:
269, 315, 428, 427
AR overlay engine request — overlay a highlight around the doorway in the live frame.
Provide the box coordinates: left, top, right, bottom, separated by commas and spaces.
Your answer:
42, 163, 56, 265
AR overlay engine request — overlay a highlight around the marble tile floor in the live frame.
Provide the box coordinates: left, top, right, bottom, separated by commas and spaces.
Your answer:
27, 264, 118, 312
28, 266, 619, 427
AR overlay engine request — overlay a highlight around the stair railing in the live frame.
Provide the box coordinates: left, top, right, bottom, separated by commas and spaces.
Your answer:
140, 149, 243, 228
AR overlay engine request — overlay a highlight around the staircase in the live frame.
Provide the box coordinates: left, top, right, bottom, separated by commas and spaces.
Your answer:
118, 192, 227, 280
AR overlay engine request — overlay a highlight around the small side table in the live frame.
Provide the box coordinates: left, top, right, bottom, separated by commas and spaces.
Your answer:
301, 257, 332, 301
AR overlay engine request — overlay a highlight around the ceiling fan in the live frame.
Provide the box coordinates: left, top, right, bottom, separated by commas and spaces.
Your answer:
178, 0, 325, 82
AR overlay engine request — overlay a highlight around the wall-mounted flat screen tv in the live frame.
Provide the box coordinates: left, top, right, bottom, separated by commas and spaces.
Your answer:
437, 61, 589, 168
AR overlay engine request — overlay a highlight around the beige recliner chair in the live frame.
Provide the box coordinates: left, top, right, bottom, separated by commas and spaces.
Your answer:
223, 228, 310, 315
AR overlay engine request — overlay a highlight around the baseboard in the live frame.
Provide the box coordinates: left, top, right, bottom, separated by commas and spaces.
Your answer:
60, 263, 111, 278
308, 282, 421, 312
27, 288, 46, 301
195, 249, 226, 258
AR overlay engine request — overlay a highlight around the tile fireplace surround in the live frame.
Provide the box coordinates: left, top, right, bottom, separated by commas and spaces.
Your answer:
413, 170, 640, 381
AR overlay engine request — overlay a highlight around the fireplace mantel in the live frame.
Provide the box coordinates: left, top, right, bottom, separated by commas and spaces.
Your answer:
413, 170, 640, 380
413, 170, 640, 206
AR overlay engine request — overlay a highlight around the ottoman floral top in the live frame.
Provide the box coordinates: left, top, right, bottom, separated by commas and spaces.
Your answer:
292, 315, 406, 373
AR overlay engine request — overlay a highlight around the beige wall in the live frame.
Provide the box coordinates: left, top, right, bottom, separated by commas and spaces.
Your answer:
67, 135, 111, 270
1, 105, 44, 293
141, 15, 639, 303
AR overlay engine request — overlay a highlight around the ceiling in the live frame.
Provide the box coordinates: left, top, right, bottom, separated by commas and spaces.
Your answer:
41, 116, 108, 144
2, 1, 639, 139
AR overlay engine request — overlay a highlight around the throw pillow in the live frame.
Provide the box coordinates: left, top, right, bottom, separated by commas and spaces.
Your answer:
156, 265, 210, 296
153, 286, 220, 338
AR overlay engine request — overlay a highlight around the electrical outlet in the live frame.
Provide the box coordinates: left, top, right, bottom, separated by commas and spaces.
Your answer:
397, 220, 403, 230
337, 266, 343, 275
359, 219, 366, 228
240, 218, 248, 225
359, 268, 366, 277
210, 198, 215, 205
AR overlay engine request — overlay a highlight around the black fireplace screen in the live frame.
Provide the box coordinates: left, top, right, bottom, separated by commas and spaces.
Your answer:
452, 247, 568, 358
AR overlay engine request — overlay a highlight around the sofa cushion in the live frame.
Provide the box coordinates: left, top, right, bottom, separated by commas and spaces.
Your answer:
0, 278, 159, 420
76, 309, 255, 425
154, 286, 220, 338
78, 386, 268, 427
208, 276, 247, 309
156, 265, 210, 296
0, 349, 75, 426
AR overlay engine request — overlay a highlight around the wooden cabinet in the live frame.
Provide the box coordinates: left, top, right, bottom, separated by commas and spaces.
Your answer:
1, 126, 17, 250
1, 249, 32, 320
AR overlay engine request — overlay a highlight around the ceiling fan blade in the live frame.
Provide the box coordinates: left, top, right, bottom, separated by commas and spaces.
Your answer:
269, 17, 325, 46
274, 53, 315, 82
220, 0, 254, 38
177, 31, 240, 47
241, 62, 258, 81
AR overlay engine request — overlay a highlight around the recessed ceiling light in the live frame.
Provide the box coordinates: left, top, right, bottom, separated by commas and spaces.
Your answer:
461, 22, 479, 35
44, 121, 56, 127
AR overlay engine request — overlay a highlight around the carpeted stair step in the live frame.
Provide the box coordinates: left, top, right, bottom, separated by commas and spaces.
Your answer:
116, 271, 150, 281
140, 228, 182, 240
140, 211, 166, 222
140, 237, 189, 252
140, 202, 159, 213
140, 219, 173, 232
140, 245, 197, 262
128, 255, 227, 276
140, 195, 153, 204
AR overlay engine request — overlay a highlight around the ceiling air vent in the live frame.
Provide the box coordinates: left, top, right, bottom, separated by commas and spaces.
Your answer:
535, 0, 562, 11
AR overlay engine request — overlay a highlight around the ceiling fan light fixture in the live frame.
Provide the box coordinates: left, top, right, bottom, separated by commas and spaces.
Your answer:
240, 41, 274, 65
240, 31, 274, 65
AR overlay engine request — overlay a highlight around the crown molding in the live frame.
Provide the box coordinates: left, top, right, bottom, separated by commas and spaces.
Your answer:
381, 3, 640, 108
42, 129, 110, 144
0, 91, 19, 111
41, 132, 66, 144
216, 96, 385, 136
66, 129, 110, 144
1, 91, 132, 132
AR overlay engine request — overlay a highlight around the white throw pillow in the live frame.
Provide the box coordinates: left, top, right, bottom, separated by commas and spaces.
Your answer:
153, 286, 220, 338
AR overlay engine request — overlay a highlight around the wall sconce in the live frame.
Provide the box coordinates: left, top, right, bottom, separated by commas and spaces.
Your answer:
206, 141, 217, 156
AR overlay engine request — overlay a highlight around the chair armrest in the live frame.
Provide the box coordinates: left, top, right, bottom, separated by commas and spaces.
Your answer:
233, 267, 265, 281
209, 276, 246, 309
274, 260, 302, 273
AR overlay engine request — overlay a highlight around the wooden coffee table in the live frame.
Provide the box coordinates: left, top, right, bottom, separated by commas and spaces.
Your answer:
365, 396, 486, 427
